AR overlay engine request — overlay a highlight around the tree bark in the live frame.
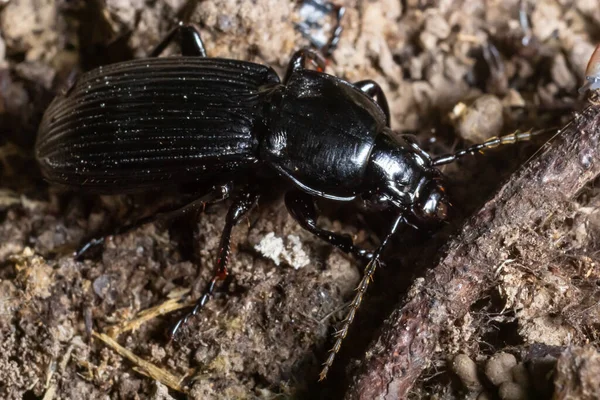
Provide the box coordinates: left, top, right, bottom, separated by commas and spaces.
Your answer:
346, 103, 600, 400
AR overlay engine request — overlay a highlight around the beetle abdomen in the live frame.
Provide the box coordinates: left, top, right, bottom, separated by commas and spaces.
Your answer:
36, 57, 280, 193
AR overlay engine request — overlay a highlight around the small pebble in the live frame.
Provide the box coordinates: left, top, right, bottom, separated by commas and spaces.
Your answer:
452, 95, 504, 144
498, 381, 527, 400
485, 352, 517, 386
511, 363, 529, 389
424, 11, 451, 40
451, 354, 483, 391
477, 392, 492, 400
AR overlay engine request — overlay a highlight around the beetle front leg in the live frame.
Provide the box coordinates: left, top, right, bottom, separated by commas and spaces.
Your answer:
354, 80, 391, 127
169, 185, 260, 338
285, 190, 373, 261
150, 22, 207, 57
75, 182, 234, 260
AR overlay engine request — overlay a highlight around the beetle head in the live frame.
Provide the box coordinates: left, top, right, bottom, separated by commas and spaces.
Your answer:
362, 130, 451, 224
411, 180, 450, 224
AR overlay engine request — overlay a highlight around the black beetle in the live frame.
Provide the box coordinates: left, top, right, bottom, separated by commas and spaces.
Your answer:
35, 23, 542, 379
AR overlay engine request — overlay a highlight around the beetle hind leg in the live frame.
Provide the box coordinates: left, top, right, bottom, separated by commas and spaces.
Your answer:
74, 182, 234, 261
150, 22, 207, 57
169, 185, 260, 338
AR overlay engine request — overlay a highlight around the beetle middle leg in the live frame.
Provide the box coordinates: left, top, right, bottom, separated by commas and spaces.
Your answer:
285, 190, 374, 261
354, 80, 391, 127
169, 185, 261, 338
75, 182, 234, 260
284, 48, 327, 83
150, 22, 207, 57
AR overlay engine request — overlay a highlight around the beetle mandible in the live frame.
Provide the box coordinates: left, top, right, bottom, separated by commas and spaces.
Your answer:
35, 23, 542, 379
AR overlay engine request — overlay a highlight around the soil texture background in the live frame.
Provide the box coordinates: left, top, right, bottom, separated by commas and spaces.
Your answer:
1, 0, 600, 399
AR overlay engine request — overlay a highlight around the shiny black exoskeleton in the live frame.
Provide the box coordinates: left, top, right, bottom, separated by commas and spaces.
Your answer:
36, 23, 535, 379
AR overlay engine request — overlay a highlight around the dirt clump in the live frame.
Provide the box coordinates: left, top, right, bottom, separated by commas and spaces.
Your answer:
1, 0, 599, 399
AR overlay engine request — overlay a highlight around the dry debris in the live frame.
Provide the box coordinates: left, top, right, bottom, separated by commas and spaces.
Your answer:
1, 0, 599, 399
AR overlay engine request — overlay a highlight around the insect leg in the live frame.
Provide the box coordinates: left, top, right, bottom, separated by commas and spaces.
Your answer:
169, 185, 260, 338
150, 22, 207, 57
354, 80, 391, 127
322, 3, 345, 58
75, 182, 234, 260
284, 48, 327, 83
285, 190, 373, 261
295, 0, 345, 58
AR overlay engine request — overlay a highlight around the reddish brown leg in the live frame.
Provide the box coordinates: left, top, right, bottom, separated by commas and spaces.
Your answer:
169, 185, 260, 338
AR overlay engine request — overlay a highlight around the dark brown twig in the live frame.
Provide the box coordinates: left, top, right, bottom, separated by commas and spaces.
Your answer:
346, 104, 600, 399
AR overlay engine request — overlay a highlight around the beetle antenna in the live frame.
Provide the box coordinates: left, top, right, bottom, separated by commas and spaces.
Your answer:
319, 256, 382, 381
431, 127, 555, 167
319, 214, 405, 381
